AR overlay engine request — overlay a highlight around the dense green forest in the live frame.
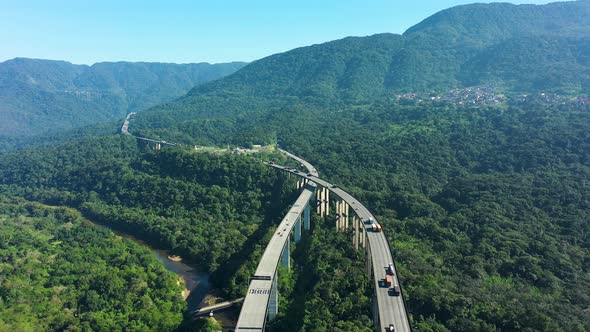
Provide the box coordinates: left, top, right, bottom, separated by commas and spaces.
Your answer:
0, 132, 380, 330
0, 196, 185, 331
268, 217, 373, 332
3, 95, 588, 330
0, 136, 291, 273
1, 1, 590, 331
132, 92, 590, 330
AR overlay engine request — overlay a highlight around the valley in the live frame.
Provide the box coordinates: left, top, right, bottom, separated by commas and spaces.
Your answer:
1, 1, 589, 331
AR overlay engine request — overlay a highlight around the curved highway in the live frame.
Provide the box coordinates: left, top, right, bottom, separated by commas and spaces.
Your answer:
121, 111, 409, 331
235, 154, 317, 331
269, 163, 411, 332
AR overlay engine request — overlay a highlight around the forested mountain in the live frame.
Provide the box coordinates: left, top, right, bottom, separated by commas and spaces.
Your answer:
172, 0, 590, 103
1, 1, 589, 331
0, 58, 246, 137
122, 2, 590, 330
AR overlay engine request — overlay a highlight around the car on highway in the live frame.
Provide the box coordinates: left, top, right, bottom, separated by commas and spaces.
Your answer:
388, 324, 395, 331
331, 184, 338, 188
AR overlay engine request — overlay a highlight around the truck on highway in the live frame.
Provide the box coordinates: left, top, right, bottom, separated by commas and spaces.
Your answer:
371, 223, 377, 232
391, 284, 400, 296
365, 217, 374, 224
376, 223, 382, 232
388, 263, 395, 275
388, 324, 395, 331
385, 275, 392, 287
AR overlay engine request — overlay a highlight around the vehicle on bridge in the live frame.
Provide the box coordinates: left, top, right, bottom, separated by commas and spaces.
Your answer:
365, 216, 374, 224
388, 324, 396, 331
390, 284, 401, 296
388, 263, 395, 275
371, 223, 382, 232
385, 275, 392, 287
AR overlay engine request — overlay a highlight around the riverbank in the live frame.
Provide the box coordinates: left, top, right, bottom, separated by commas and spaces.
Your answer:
82, 220, 209, 308
85, 219, 239, 327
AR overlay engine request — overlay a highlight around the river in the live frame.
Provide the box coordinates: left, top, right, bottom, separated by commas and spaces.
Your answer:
104, 229, 210, 311
88, 221, 238, 328
147, 246, 210, 311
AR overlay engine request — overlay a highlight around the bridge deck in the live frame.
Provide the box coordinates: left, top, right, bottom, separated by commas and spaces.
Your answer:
235, 152, 317, 331
272, 166, 412, 332
236, 279, 273, 330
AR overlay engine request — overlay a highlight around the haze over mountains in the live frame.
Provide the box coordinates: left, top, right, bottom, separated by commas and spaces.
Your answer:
0, 58, 246, 138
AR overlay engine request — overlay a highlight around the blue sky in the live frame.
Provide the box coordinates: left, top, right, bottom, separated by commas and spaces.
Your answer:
1, 0, 553, 65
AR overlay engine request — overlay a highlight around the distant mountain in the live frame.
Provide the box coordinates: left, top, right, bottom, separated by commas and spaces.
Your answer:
0, 58, 246, 137
179, 0, 590, 105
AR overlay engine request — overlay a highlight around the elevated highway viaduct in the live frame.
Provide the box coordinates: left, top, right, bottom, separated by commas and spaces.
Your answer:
236, 150, 411, 332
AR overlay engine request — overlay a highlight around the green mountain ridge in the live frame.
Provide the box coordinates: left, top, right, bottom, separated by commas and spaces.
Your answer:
1, 1, 590, 331
0, 58, 247, 137
177, 0, 590, 104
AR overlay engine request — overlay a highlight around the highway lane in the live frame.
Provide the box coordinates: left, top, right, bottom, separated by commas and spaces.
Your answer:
134, 136, 177, 146
120, 113, 177, 147
235, 155, 317, 331
270, 164, 411, 332
277, 148, 319, 177
121, 112, 136, 135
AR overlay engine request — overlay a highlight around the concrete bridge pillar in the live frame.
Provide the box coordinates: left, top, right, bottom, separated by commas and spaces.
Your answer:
324, 188, 330, 216
294, 216, 302, 243
339, 200, 343, 230
282, 238, 290, 270
304, 202, 311, 231
337, 200, 347, 230
343, 202, 349, 230
341, 200, 346, 230
353, 216, 359, 250
335, 200, 341, 230
315, 187, 324, 216
268, 270, 278, 321
373, 292, 379, 330
366, 240, 372, 278
358, 219, 365, 249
